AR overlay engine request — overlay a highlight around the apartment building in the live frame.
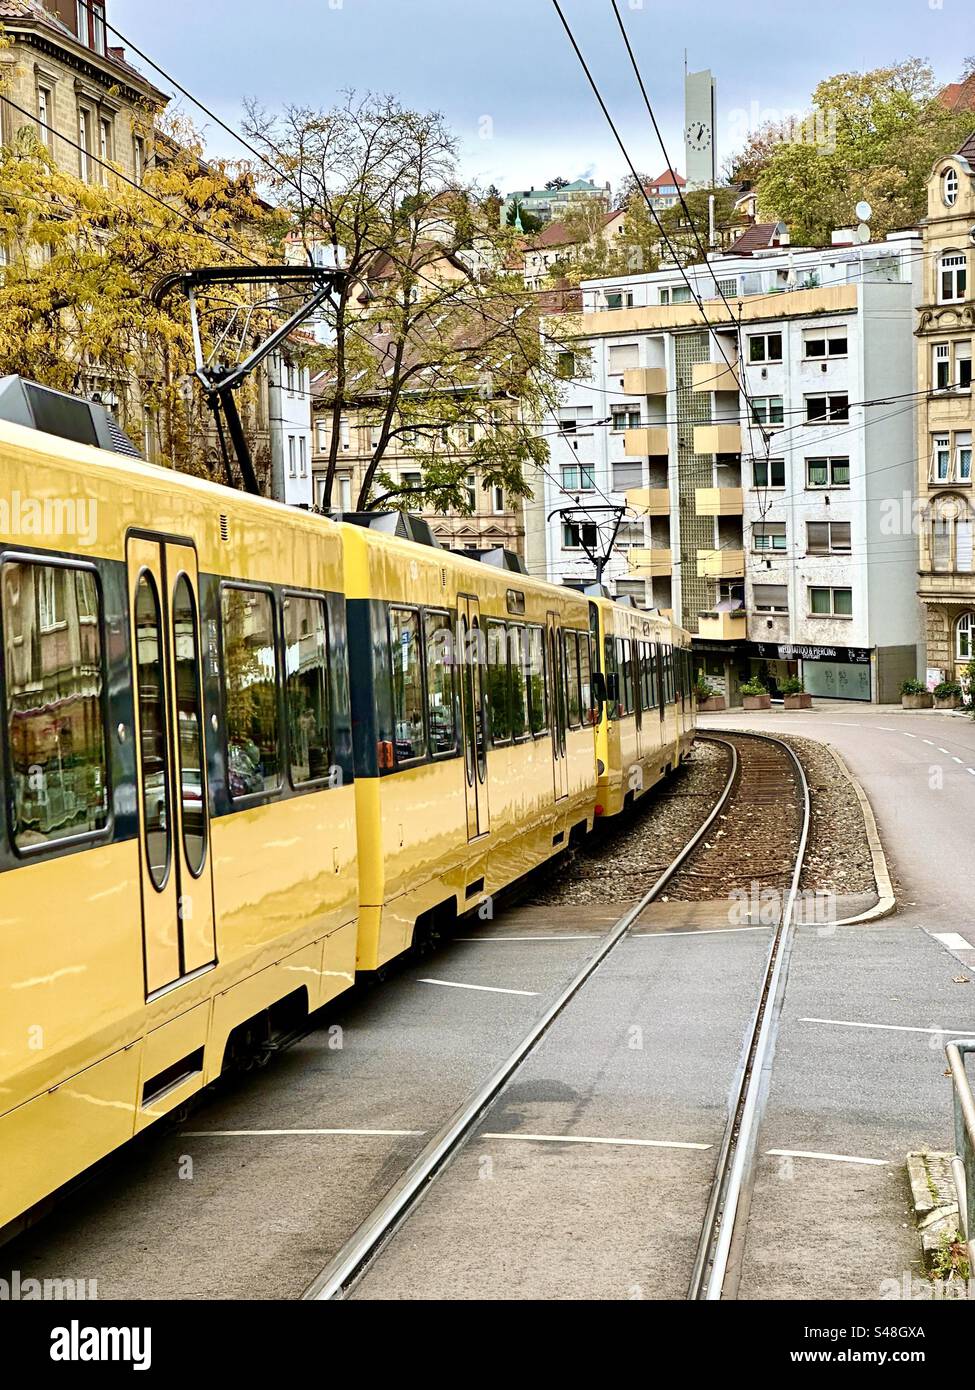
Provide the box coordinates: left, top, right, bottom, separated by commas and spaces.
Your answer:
0, 1, 166, 184
268, 349, 313, 507
541, 234, 923, 703
915, 133, 975, 684
501, 179, 612, 228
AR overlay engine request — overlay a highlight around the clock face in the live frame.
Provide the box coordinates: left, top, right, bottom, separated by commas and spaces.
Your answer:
686, 121, 711, 151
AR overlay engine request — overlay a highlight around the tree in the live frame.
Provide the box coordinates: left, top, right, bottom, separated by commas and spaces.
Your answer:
738, 61, 975, 244
0, 116, 278, 481
244, 92, 575, 514
505, 197, 543, 233
658, 186, 741, 261
548, 198, 660, 284
545, 176, 569, 190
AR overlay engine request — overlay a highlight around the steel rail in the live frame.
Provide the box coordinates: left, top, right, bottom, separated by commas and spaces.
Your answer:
301, 738, 740, 1301
687, 731, 812, 1301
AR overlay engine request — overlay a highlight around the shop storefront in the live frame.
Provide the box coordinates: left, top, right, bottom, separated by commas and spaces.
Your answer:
748, 642, 873, 701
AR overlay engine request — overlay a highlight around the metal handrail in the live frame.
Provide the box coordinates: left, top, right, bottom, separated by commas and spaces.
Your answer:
945, 1039, 975, 1296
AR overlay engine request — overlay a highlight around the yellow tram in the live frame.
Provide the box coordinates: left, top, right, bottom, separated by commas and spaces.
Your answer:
0, 386, 696, 1233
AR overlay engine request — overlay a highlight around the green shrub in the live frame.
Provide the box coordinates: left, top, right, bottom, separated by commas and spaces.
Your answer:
780, 676, 804, 695
901, 679, 926, 695
934, 681, 962, 699
694, 679, 717, 700
740, 677, 768, 696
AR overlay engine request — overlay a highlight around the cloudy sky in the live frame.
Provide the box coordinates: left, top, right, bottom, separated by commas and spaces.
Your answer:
113, 0, 972, 196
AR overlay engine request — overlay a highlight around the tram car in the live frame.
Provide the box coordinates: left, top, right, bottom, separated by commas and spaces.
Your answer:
0, 377, 695, 1234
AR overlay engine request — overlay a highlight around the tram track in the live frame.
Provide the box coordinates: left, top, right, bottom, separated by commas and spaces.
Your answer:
302, 731, 811, 1302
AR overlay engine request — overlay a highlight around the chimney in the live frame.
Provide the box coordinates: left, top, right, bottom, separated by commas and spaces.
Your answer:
108, 46, 126, 63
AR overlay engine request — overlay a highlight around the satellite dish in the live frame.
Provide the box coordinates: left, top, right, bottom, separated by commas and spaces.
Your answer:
855, 200, 873, 222
969, 225, 975, 246
854, 223, 871, 244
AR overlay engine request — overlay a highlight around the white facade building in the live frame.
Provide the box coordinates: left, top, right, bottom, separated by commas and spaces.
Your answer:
540, 233, 923, 702
269, 349, 314, 508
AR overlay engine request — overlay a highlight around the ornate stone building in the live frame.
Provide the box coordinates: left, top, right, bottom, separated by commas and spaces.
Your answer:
916, 133, 975, 683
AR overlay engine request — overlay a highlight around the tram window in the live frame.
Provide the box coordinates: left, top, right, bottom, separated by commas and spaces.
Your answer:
662, 645, 674, 704
578, 632, 593, 723
603, 635, 619, 721
221, 586, 282, 797
617, 638, 632, 716
135, 571, 171, 886
389, 606, 425, 762
486, 620, 511, 744
2, 560, 109, 851
566, 631, 582, 727
509, 626, 528, 738
283, 593, 330, 786
425, 610, 456, 754
526, 625, 547, 734
172, 575, 207, 872
647, 643, 660, 711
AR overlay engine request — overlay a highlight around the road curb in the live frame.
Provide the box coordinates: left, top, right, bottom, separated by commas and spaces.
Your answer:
820, 742, 897, 926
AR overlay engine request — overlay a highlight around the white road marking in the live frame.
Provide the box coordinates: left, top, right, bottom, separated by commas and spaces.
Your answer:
417, 977, 539, 996
903, 733, 917, 739
183, 1127, 426, 1137
938, 747, 951, 755
932, 932, 974, 951
876, 726, 894, 731
953, 757, 964, 764
800, 1016, 974, 1037
629, 926, 768, 938
922, 739, 935, 746
480, 1131, 710, 1151
968, 768, 975, 776
766, 1148, 888, 1167
455, 935, 601, 942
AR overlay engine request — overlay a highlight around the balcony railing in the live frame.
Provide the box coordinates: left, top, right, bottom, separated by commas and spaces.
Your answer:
627, 547, 673, 577
625, 486, 670, 515
694, 424, 742, 455
624, 426, 669, 457
697, 548, 745, 578
695, 487, 743, 517
691, 361, 740, 393
697, 610, 747, 641
622, 367, 668, 396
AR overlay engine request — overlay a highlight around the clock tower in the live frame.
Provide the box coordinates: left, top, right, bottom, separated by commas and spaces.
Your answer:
684, 68, 717, 190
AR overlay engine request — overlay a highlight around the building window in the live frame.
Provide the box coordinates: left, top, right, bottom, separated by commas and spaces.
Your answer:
563, 521, 596, 550
133, 135, 145, 184
806, 456, 849, 488
752, 521, 786, 552
803, 327, 848, 359
299, 436, 307, 477
604, 289, 634, 310
809, 585, 852, 618
615, 522, 646, 549
939, 252, 967, 305
958, 431, 973, 482
752, 457, 785, 488
753, 583, 788, 612
612, 462, 644, 492
615, 579, 646, 600
288, 436, 296, 477
957, 612, 975, 659
556, 351, 575, 379
340, 419, 350, 450
78, 107, 91, 182
316, 420, 328, 453
748, 332, 782, 363
944, 167, 959, 208
37, 85, 51, 146
611, 406, 641, 431
750, 396, 784, 427
805, 393, 849, 424
806, 520, 851, 554
339, 476, 352, 511
957, 341, 972, 390
561, 464, 595, 491
608, 343, 639, 374
465, 474, 477, 511
98, 118, 112, 182
933, 343, 951, 391
932, 434, 952, 482
492, 485, 504, 513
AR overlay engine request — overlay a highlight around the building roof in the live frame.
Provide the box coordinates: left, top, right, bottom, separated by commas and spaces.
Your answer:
0, 0, 167, 97
646, 168, 686, 190
524, 209, 622, 251
727, 222, 788, 255
942, 74, 975, 113
957, 130, 975, 163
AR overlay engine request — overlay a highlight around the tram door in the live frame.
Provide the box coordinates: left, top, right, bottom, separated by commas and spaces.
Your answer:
458, 595, 489, 840
546, 612, 569, 802
127, 535, 216, 997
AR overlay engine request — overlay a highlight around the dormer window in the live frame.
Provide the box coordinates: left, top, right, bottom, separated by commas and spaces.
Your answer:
943, 167, 959, 208
76, 0, 107, 55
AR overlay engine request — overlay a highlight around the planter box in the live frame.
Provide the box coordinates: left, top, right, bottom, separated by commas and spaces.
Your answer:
699, 696, 727, 712
902, 692, 933, 709
934, 695, 963, 710
784, 693, 812, 709
742, 694, 771, 710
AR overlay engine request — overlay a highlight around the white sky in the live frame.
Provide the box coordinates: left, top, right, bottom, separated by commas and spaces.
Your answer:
112, 0, 974, 198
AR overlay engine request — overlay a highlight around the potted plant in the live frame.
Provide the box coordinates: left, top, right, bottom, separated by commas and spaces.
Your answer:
901, 678, 933, 710
740, 677, 771, 710
694, 678, 726, 712
781, 675, 812, 710
933, 680, 963, 711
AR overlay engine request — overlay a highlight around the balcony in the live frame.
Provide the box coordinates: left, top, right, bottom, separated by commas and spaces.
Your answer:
692, 361, 740, 393
628, 547, 673, 577
697, 548, 745, 578
697, 609, 747, 641
622, 367, 667, 396
694, 424, 742, 455
624, 426, 669, 457
695, 487, 743, 517
625, 486, 670, 515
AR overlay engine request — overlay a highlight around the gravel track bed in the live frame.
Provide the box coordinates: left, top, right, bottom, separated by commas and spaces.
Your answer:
524, 740, 731, 907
